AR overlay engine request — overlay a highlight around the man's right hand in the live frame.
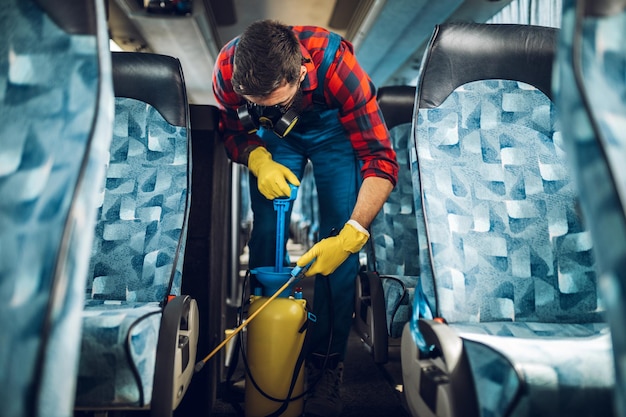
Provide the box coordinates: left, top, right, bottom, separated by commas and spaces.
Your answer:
247, 147, 300, 200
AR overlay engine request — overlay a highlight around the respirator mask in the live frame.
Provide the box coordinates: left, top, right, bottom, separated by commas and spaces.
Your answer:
237, 102, 300, 138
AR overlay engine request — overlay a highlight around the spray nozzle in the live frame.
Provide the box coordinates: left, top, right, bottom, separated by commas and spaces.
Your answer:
290, 260, 313, 281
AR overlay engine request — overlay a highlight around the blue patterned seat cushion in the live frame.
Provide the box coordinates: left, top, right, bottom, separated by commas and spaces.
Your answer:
457, 323, 612, 417
412, 79, 613, 416
371, 124, 420, 276
0, 1, 113, 416
369, 123, 421, 338
86, 97, 188, 302
555, 1, 626, 415
575, 9, 626, 200
75, 301, 162, 407
415, 80, 601, 324
76, 97, 189, 407
380, 276, 418, 337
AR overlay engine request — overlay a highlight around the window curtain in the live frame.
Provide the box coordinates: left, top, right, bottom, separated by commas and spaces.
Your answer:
488, 0, 563, 28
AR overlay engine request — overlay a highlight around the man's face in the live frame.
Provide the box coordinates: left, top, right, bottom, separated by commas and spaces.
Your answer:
243, 79, 298, 107
242, 65, 307, 109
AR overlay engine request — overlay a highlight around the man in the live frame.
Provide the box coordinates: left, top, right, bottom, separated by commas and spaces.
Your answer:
212, 20, 398, 417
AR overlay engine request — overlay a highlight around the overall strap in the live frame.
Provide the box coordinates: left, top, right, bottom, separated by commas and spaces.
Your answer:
313, 32, 342, 105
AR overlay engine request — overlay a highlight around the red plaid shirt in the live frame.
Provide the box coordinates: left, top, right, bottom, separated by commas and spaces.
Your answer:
212, 26, 398, 186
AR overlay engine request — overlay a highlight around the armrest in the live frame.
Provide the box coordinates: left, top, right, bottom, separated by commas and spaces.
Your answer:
415, 319, 479, 417
151, 295, 200, 417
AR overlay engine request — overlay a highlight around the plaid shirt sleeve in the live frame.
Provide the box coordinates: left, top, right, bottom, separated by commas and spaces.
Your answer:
212, 38, 264, 164
324, 38, 399, 187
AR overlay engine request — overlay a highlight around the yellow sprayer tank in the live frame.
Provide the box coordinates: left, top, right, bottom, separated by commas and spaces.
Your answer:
245, 294, 307, 417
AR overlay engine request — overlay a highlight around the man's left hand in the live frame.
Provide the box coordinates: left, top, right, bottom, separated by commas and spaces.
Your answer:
297, 221, 369, 276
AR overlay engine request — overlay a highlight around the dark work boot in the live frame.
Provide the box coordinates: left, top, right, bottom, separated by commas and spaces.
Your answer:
304, 353, 344, 417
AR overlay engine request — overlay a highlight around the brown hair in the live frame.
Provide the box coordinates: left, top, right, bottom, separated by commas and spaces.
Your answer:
232, 20, 302, 97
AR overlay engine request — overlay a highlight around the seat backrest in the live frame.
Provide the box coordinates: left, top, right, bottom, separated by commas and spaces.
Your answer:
364, 86, 420, 337
555, 0, 626, 414
0, 0, 113, 415
413, 22, 601, 324
86, 52, 191, 303
368, 85, 418, 276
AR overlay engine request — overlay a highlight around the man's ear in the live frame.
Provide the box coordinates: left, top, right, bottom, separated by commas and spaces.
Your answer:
299, 65, 307, 82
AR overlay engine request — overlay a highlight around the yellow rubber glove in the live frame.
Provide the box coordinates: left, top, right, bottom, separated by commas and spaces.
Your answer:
247, 147, 300, 200
297, 220, 369, 277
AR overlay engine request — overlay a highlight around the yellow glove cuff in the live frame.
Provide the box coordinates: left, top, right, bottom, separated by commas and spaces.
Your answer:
341, 220, 369, 253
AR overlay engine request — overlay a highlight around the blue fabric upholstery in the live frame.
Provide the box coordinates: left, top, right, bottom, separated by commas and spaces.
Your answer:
354, 86, 420, 362
87, 97, 188, 303
354, 85, 421, 364
416, 81, 600, 324
0, 0, 113, 416
414, 78, 613, 416
460, 326, 611, 417
369, 122, 421, 337
76, 300, 162, 406
555, 1, 626, 415
75, 88, 191, 407
290, 161, 320, 249
404, 22, 614, 417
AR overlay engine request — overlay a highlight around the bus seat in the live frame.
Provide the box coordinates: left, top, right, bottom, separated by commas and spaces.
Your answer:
290, 161, 319, 250
74, 52, 199, 416
401, 22, 614, 417
0, 0, 113, 416
354, 85, 422, 364
555, 0, 626, 415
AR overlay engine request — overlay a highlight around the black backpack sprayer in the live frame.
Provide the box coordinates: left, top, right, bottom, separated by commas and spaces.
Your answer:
195, 184, 315, 417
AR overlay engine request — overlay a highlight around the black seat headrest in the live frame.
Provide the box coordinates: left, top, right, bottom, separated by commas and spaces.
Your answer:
418, 23, 558, 109
584, 0, 626, 17
112, 52, 189, 127
377, 86, 417, 130
36, 0, 97, 35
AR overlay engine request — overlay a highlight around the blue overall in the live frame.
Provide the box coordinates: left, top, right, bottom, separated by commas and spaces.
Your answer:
248, 107, 361, 361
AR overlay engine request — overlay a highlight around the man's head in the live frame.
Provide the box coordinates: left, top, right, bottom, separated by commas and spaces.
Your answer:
232, 20, 306, 107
